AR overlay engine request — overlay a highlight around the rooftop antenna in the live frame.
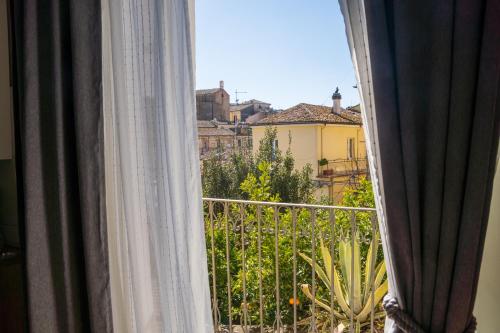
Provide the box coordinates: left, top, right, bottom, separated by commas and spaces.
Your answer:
234, 90, 247, 104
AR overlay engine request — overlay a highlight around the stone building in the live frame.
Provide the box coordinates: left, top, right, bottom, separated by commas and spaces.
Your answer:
229, 99, 272, 123
197, 120, 251, 160
196, 81, 230, 122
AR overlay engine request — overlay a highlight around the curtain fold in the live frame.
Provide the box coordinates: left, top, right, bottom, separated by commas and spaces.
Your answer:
11, 0, 112, 332
102, 0, 213, 331
340, 1, 500, 332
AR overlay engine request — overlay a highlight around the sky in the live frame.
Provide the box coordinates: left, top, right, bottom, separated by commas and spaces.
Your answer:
195, 0, 359, 110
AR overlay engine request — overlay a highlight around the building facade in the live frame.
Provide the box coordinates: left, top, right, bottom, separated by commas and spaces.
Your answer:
197, 120, 251, 160
196, 80, 230, 122
229, 99, 272, 123
251, 92, 367, 203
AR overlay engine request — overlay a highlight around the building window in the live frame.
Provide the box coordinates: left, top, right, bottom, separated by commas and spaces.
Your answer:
347, 137, 355, 160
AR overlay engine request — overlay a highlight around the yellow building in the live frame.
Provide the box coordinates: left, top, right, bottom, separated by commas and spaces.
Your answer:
251, 93, 367, 203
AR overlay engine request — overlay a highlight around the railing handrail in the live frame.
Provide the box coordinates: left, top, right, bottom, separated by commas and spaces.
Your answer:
202, 197, 376, 212
318, 157, 368, 163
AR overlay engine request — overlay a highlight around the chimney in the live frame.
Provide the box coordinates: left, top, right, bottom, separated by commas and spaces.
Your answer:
219, 80, 224, 90
332, 87, 341, 113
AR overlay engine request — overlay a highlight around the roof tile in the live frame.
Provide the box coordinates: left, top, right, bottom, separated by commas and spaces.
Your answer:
254, 103, 362, 125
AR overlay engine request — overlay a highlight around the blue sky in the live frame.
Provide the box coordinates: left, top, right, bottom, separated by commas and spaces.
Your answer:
195, 0, 359, 110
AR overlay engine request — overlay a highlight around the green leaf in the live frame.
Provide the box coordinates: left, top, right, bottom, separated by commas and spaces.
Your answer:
320, 238, 333, 283
298, 252, 330, 290
363, 232, 379, 303
356, 279, 388, 322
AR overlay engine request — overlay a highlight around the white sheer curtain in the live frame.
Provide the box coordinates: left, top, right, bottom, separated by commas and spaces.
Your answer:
102, 0, 213, 332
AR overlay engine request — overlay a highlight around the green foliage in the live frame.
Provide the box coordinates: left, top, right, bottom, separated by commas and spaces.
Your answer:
202, 151, 254, 199
299, 233, 387, 332
205, 161, 381, 328
341, 178, 375, 209
202, 126, 314, 203
318, 158, 328, 166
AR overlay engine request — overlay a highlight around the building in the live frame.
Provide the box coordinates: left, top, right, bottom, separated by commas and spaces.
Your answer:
197, 120, 251, 160
196, 80, 230, 122
251, 90, 367, 202
229, 99, 272, 123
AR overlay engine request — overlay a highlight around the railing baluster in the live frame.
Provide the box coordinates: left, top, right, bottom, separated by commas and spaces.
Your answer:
209, 201, 219, 332
274, 206, 281, 332
292, 208, 298, 333
240, 203, 248, 330
257, 205, 263, 333
224, 202, 232, 333
350, 211, 355, 333
370, 213, 377, 333
330, 208, 336, 333
311, 208, 317, 333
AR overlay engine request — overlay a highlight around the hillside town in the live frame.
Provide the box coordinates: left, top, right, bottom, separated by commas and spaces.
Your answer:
196, 81, 368, 202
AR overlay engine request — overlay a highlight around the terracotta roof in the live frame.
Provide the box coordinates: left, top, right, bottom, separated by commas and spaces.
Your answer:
229, 104, 253, 112
241, 99, 270, 105
254, 103, 362, 125
196, 88, 220, 95
198, 127, 235, 137
197, 120, 217, 128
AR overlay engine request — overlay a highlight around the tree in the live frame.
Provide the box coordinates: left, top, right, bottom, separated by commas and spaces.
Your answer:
202, 126, 314, 203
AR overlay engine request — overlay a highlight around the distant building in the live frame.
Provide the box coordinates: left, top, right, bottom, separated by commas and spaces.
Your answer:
197, 120, 251, 160
196, 81, 230, 122
229, 99, 272, 123
251, 90, 368, 203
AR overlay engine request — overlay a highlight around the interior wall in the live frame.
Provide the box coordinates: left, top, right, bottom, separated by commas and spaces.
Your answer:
0, 0, 12, 160
475, 151, 500, 332
0, 0, 19, 247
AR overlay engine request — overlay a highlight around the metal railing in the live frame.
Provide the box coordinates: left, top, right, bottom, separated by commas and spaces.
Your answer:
317, 158, 368, 178
203, 198, 385, 333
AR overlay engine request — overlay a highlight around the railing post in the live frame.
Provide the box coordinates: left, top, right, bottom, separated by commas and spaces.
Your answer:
208, 201, 219, 331
350, 211, 356, 333
224, 202, 232, 333
257, 205, 263, 333
274, 206, 281, 332
311, 208, 317, 333
240, 203, 248, 330
370, 213, 377, 333
292, 208, 298, 333
330, 208, 336, 333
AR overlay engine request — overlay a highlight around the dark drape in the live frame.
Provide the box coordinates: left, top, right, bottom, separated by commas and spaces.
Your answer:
11, 1, 112, 332
346, 0, 500, 332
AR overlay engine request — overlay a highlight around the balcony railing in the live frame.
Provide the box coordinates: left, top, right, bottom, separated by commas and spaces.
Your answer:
203, 198, 385, 333
317, 158, 368, 178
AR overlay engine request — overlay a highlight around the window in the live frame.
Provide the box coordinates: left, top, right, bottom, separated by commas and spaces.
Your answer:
347, 137, 355, 160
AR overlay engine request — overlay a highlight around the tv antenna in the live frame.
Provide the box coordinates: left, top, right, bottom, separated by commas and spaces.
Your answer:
234, 90, 248, 104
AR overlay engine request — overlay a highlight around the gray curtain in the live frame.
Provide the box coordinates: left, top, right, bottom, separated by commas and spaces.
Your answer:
11, 1, 112, 332
340, 0, 500, 332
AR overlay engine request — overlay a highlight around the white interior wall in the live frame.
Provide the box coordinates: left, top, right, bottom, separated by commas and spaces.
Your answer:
475, 151, 500, 333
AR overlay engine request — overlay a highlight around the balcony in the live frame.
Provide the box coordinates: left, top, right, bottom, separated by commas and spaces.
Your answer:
203, 198, 386, 333
317, 159, 368, 179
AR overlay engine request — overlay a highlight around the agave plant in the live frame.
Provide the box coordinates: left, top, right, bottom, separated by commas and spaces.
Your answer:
299, 232, 388, 332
